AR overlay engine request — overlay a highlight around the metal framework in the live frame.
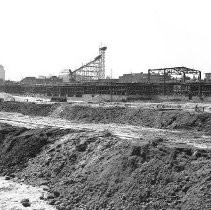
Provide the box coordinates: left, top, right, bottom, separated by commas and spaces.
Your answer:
148, 67, 201, 83
63, 46, 107, 83
3, 81, 211, 97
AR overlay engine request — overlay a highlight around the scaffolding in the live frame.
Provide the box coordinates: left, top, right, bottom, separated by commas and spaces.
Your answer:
148, 67, 201, 83
64, 46, 107, 83
148, 67, 202, 95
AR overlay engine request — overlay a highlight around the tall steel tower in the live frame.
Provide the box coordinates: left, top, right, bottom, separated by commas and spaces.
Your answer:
61, 46, 107, 83
98, 46, 107, 79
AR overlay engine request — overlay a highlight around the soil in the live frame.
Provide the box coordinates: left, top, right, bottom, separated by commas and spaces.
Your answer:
0, 177, 56, 210
0, 101, 59, 116
0, 123, 74, 174
57, 105, 211, 134
0, 101, 211, 209
1, 101, 211, 133
0, 123, 211, 209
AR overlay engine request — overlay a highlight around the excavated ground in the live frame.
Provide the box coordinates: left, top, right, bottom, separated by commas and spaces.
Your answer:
1, 101, 211, 133
56, 105, 211, 133
0, 101, 59, 116
0, 101, 211, 209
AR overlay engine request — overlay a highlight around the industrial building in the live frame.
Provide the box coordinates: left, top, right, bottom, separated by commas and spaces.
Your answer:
0, 65, 5, 82
20, 76, 62, 85
119, 73, 148, 83
2, 46, 211, 98
205, 73, 211, 82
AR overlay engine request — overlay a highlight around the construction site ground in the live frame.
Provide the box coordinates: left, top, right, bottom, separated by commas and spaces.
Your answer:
0, 94, 211, 209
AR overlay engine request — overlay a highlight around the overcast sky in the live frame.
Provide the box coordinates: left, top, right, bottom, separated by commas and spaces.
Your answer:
0, 0, 211, 81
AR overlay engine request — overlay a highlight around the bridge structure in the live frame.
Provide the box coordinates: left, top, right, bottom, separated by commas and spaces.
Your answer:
2, 80, 211, 99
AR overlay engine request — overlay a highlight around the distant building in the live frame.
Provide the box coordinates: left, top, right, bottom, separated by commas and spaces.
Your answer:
20, 76, 62, 85
149, 74, 167, 82
0, 65, 5, 81
59, 74, 71, 83
205, 73, 211, 82
38, 75, 46, 79
119, 72, 148, 83
20, 77, 37, 85
119, 71, 174, 83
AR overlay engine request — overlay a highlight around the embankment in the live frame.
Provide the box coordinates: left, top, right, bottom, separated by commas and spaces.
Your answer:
1, 101, 211, 134
0, 123, 211, 209
57, 105, 211, 133
0, 101, 59, 116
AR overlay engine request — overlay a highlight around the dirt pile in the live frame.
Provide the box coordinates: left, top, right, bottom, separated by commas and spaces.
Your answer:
57, 105, 211, 133
0, 123, 210, 209
0, 101, 59, 116
0, 123, 75, 174
1, 101, 211, 133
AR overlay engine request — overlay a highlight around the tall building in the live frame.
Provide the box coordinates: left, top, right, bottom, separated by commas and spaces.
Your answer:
0, 65, 5, 81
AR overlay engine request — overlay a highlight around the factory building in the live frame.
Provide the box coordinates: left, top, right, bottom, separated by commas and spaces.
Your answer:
20, 76, 62, 85
205, 73, 211, 82
119, 71, 173, 83
0, 65, 5, 81
119, 72, 148, 83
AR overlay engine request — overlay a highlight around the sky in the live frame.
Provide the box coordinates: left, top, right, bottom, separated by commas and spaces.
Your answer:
0, 0, 211, 81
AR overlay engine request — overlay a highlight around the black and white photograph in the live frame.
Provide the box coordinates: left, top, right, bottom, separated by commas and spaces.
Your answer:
0, 0, 211, 209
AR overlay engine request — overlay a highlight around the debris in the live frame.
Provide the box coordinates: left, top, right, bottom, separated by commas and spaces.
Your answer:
5, 176, 10, 180
21, 198, 31, 207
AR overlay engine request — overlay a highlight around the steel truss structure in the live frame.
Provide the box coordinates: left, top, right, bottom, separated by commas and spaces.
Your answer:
65, 46, 107, 83
2, 81, 209, 98
148, 67, 201, 82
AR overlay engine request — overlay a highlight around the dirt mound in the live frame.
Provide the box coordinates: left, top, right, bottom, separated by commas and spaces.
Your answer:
56, 105, 211, 133
1, 102, 211, 133
0, 92, 15, 101
0, 123, 209, 210
0, 124, 75, 174
0, 101, 59, 116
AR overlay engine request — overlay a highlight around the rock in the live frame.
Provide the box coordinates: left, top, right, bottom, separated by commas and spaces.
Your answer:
38, 172, 44, 178
42, 185, 50, 191
53, 191, 60, 197
5, 176, 10, 180
9, 173, 15, 178
21, 198, 31, 207
47, 193, 55, 199
39, 180, 49, 186
56, 204, 67, 210
65, 204, 73, 210
54, 200, 61, 205
49, 199, 56, 205
40, 195, 44, 200
39, 192, 45, 200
